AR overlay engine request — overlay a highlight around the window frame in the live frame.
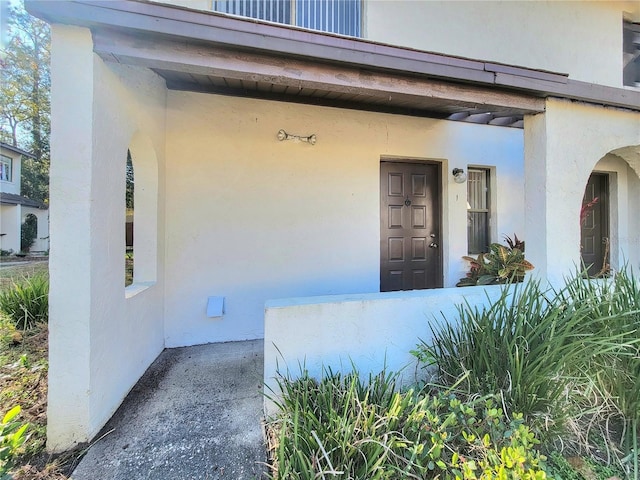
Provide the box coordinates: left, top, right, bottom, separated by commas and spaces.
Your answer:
466, 167, 491, 254
212, 0, 363, 37
0, 155, 12, 182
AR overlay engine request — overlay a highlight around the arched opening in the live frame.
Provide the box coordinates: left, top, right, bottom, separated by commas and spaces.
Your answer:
581, 144, 640, 276
125, 149, 134, 286
125, 132, 159, 293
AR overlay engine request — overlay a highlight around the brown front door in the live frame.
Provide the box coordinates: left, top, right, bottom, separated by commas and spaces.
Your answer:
581, 173, 609, 277
380, 161, 442, 291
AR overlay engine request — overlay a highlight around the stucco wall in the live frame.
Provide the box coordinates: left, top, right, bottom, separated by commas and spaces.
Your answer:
164, 92, 524, 346
0, 205, 20, 253
524, 98, 640, 285
22, 206, 49, 252
151, 0, 638, 88
0, 149, 21, 195
47, 25, 167, 451
264, 284, 507, 414
366, 1, 636, 88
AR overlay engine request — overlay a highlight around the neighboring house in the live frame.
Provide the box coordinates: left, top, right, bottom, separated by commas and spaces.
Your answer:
26, 0, 639, 451
0, 142, 49, 254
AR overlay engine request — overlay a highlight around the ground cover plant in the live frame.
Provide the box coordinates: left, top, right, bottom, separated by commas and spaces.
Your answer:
266, 369, 548, 479
415, 269, 639, 479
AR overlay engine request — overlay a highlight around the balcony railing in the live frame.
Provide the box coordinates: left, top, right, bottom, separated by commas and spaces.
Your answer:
212, 0, 362, 37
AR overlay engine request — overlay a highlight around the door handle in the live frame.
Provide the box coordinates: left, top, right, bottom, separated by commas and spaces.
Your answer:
429, 242, 438, 248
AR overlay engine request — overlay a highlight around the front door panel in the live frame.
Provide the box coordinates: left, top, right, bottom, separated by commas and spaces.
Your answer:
581, 173, 609, 277
380, 161, 442, 291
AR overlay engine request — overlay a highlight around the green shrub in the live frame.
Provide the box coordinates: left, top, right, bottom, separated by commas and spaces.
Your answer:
0, 273, 49, 329
0, 406, 29, 478
561, 269, 640, 478
19, 215, 37, 253
415, 276, 640, 439
267, 369, 548, 479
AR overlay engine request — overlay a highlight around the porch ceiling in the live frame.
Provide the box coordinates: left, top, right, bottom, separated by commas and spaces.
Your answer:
27, 0, 640, 128
91, 28, 542, 128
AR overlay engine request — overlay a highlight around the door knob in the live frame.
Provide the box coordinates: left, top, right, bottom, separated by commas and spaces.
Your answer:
429, 242, 438, 248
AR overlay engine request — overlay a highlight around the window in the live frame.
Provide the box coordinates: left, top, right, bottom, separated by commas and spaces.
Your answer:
623, 21, 640, 87
467, 168, 490, 254
0, 155, 12, 182
212, 0, 362, 37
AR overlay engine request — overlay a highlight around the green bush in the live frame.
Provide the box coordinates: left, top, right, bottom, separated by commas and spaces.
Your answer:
418, 280, 614, 434
415, 269, 640, 477
0, 406, 29, 479
267, 369, 548, 479
0, 273, 49, 329
20, 215, 37, 253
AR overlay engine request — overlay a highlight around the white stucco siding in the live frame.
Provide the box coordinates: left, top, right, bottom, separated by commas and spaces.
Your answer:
524, 98, 640, 285
264, 285, 507, 414
0, 149, 21, 195
47, 24, 167, 451
0, 204, 20, 253
21, 206, 49, 252
366, 1, 634, 88
164, 92, 524, 347
88, 60, 167, 434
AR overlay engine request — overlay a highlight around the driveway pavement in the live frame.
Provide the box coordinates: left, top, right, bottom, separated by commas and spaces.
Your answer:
71, 340, 267, 479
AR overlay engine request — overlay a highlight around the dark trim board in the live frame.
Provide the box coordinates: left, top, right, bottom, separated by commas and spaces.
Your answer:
26, 0, 640, 112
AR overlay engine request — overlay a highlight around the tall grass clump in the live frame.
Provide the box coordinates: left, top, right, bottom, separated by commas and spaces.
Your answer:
266, 368, 548, 479
562, 269, 640, 478
416, 275, 639, 438
0, 273, 49, 329
415, 269, 640, 476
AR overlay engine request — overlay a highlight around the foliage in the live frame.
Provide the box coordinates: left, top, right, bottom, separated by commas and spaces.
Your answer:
267, 368, 548, 479
0, 251, 12, 258
560, 269, 640, 478
0, 406, 29, 478
0, 1, 51, 204
457, 234, 533, 287
0, 274, 48, 330
19, 215, 37, 253
416, 269, 640, 476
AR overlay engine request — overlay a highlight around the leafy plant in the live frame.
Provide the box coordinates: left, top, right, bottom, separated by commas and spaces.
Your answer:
416, 276, 640, 440
457, 234, 533, 286
19, 215, 37, 253
0, 273, 49, 329
266, 368, 548, 479
561, 268, 640, 478
0, 406, 29, 479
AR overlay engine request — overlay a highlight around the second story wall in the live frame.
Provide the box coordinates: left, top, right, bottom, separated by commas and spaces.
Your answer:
366, 1, 639, 88
0, 150, 22, 196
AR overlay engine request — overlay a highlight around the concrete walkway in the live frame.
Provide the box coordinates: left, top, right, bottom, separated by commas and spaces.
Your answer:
71, 340, 267, 479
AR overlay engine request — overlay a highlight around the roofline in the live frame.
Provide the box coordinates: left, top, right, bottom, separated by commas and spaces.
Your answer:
25, 0, 640, 112
0, 142, 36, 159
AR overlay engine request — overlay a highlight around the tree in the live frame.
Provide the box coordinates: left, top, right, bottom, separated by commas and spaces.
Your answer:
0, 1, 50, 203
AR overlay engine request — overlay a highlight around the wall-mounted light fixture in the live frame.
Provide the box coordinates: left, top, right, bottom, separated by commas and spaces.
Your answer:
452, 168, 467, 184
277, 129, 317, 145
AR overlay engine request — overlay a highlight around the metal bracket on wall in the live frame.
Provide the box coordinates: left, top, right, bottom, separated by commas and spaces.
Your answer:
277, 129, 317, 145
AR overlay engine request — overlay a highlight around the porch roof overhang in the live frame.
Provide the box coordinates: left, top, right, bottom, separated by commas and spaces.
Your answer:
27, 0, 640, 128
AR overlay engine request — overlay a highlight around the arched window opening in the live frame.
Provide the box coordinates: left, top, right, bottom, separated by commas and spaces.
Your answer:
125, 133, 158, 295
125, 149, 134, 286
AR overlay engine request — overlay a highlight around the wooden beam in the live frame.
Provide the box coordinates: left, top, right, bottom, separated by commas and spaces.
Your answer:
92, 30, 546, 114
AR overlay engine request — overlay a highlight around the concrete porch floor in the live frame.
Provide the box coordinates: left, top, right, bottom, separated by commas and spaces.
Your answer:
71, 340, 267, 479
